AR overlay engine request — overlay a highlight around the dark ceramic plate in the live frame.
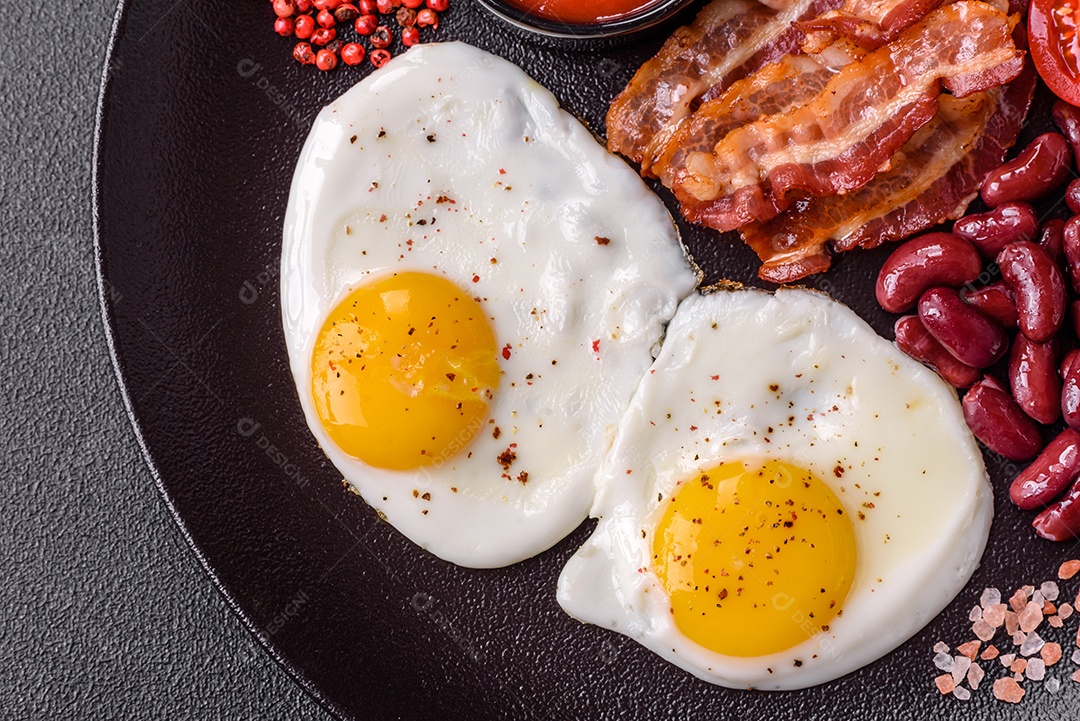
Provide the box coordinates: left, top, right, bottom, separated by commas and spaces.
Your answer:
94, 0, 1080, 718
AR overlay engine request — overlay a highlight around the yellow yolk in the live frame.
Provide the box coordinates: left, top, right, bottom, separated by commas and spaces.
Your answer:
310, 272, 500, 470
652, 460, 856, 657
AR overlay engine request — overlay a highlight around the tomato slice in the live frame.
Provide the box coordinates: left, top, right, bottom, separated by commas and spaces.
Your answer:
1030, 0, 1080, 105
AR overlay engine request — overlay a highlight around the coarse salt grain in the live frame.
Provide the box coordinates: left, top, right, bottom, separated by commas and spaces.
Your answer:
952, 686, 971, 701
951, 655, 972, 684
1059, 559, 1080, 580
1010, 590, 1029, 612
1020, 632, 1045, 657
1026, 658, 1046, 681
1005, 612, 1020, 635
993, 676, 1025, 703
934, 641, 950, 654
1042, 642, 1063, 666
957, 641, 980, 660
935, 673, 956, 694
967, 662, 985, 690
1043, 601, 1057, 615
1071, 648, 1080, 665
969, 605, 983, 622
1042, 581, 1060, 602
1073, 668, 1080, 683
1013, 630, 1027, 646
981, 587, 1002, 607
981, 645, 999, 660
1032, 591, 1045, 607
983, 603, 1007, 628
934, 652, 954, 672
1023, 585, 1035, 596
1047, 676, 1062, 694
1060, 603, 1074, 620
972, 620, 995, 642
1019, 602, 1043, 633
1000, 653, 1016, 667
1050, 615, 1064, 628
1011, 658, 1027, 674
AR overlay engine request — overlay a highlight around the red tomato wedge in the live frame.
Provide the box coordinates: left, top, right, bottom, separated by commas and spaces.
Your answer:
1030, 0, 1080, 105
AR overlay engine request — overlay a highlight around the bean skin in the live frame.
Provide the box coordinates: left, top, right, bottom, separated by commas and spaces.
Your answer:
1033, 476, 1080, 541
1063, 216, 1080, 294
981, 132, 1073, 207
1039, 218, 1066, 265
918, 287, 1009, 368
1010, 335, 1061, 424
1068, 179, 1080, 215
1063, 353, 1080, 431
1011, 429, 1080, 510
1052, 100, 1080, 169
997, 241, 1068, 342
893, 315, 982, 389
960, 281, 1018, 329
875, 233, 982, 313
963, 376, 1043, 461
952, 202, 1039, 259
1061, 348, 1080, 379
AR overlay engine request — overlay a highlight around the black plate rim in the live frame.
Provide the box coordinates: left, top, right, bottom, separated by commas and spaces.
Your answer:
91, 2, 348, 719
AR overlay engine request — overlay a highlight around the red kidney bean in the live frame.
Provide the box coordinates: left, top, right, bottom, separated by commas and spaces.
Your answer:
963, 376, 1043, 461
952, 202, 1039, 259
1063, 216, 1080, 294
1033, 476, 1080, 541
1010, 335, 1061, 424
997, 241, 1068, 343
1063, 354, 1080, 431
981, 133, 1073, 207
1039, 218, 1066, 265
960, 281, 1018, 329
918, 287, 1009, 368
1061, 348, 1080, 379
893, 315, 982, 389
875, 233, 982, 313
1067, 180, 1080, 215
1052, 101, 1080, 169
1011, 429, 1080, 510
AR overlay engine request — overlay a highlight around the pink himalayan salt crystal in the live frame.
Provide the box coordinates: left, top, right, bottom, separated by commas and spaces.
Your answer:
1050, 615, 1064, 629
1018, 601, 1043, 633
981, 645, 1000, 660
1059, 559, 1080, 579
935, 674, 956, 694
1005, 611, 1020, 636
983, 603, 1007, 628
956, 641, 980, 660
993, 676, 1025, 703
972, 619, 995, 642
967, 662, 985, 690
1059, 602, 1074, 620
1042, 642, 1063, 666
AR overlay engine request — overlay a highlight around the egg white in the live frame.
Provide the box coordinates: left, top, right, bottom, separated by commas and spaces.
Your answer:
281, 43, 700, 568
557, 287, 992, 689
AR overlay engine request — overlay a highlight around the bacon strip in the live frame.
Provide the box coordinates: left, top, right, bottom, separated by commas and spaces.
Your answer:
605, 0, 822, 170
797, 0, 950, 49
738, 58, 1036, 282
653, 42, 866, 190
668, 1, 1023, 233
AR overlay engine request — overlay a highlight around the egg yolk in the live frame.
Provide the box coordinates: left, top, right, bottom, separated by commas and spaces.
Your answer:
652, 460, 856, 658
310, 272, 500, 470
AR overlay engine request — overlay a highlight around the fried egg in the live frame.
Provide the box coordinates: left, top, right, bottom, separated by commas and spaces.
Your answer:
557, 287, 992, 689
281, 42, 700, 568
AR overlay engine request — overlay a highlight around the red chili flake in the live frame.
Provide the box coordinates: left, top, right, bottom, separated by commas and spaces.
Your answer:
378, 214, 387, 222
497, 448, 517, 470
517, 471, 529, 484
591, 339, 601, 353
471, 274, 480, 283
498, 168, 506, 175
711, 375, 719, 380
594, 236, 611, 246
502, 344, 512, 360
689, 425, 697, 431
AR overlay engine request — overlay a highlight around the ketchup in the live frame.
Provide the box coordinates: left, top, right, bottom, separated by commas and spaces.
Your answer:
506, 0, 663, 24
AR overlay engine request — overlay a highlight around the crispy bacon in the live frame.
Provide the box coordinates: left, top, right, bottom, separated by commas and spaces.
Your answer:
738, 57, 1036, 282
667, 1, 1023, 233
797, 0, 950, 49
605, 0, 823, 170
653, 42, 866, 189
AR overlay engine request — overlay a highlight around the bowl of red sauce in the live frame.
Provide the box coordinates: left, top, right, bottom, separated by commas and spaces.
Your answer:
476, 0, 697, 38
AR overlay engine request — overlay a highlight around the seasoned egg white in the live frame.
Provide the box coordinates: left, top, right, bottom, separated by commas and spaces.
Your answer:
557, 288, 992, 689
281, 43, 700, 568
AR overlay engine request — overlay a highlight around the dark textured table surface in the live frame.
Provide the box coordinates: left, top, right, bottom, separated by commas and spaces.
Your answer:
1, 3, 330, 718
